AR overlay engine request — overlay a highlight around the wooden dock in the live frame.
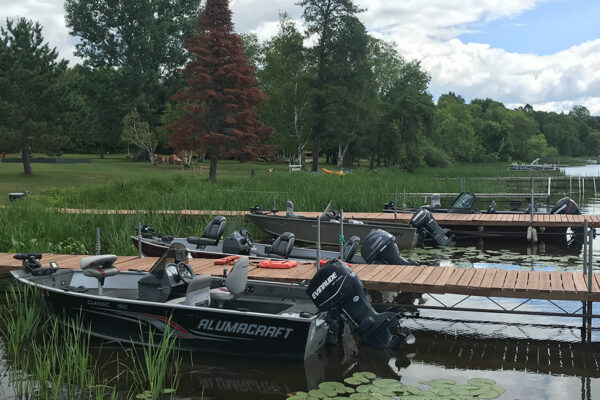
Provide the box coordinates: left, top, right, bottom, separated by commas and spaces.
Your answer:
1, 252, 599, 302
60, 208, 600, 228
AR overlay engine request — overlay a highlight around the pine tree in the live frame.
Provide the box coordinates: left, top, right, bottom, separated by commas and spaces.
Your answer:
168, 0, 273, 182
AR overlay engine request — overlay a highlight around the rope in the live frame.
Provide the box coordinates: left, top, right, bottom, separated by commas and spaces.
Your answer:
338, 234, 347, 261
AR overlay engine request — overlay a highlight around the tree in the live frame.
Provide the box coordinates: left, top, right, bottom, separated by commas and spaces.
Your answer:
258, 14, 312, 166
168, 0, 273, 182
65, 0, 202, 130
121, 108, 160, 164
0, 18, 69, 175
298, 0, 363, 171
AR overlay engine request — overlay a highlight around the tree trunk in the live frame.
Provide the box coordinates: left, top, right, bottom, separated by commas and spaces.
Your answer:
209, 153, 218, 183
22, 147, 32, 176
369, 153, 375, 170
337, 140, 352, 169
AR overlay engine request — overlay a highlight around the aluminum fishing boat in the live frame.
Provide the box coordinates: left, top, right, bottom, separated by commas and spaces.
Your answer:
10, 246, 414, 360
131, 217, 413, 265
247, 202, 418, 249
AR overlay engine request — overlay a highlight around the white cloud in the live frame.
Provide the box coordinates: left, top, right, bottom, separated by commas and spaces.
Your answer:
3, 0, 600, 115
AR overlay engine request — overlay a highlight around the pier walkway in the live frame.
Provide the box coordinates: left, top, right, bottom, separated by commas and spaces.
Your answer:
1, 252, 598, 302
60, 208, 600, 228
1, 252, 598, 340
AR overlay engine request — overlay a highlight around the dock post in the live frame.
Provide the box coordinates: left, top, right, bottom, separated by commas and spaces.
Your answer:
530, 178, 534, 224
583, 220, 588, 273
161, 195, 165, 212
137, 221, 143, 258
393, 192, 397, 220
547, 177, 551, 198
95, 227, 101, 255
273, 196, 276, 212
402, 189, 406, 210
570, 177, 572, 195
63, 197, 66, 210
316, 216, 321, 270
339, 209, 344, 258
587, 228, 593, 343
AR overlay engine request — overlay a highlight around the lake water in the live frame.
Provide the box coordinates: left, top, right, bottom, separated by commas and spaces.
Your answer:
3, 179, 600, 399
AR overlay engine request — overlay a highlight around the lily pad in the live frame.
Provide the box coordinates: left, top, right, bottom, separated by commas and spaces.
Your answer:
424, 378, 456, 387
308, 389, 333, 399
354, 371, 376, 380
467, 378, 496, 387
372, 378, 401, 388
344, 377, 366, 386
450, 385, 480, 395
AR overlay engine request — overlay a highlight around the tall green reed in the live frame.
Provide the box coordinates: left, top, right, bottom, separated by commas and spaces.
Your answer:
128, 322, 181, 399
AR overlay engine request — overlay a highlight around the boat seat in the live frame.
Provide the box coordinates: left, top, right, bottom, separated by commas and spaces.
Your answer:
268, 232, 295, 259
487, 201, 497, 213
286, 200, 303, 218
187, 216, 227, 247
80, 255, 119, 296
210, 256, 249, 305
168, 274, 212, 307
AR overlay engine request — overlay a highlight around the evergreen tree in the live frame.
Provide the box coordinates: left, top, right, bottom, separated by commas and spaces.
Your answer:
298, 0, 362, 171
168, 0, 273, 182
0, 18, 69, 175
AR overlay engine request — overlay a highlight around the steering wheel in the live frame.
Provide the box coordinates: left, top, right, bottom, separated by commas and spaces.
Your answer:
176, 262, 195, 284
241, 230, 255, 246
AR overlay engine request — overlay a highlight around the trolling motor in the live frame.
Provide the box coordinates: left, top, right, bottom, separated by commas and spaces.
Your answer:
14, 253, 57, 276
14, 253, 42, 273
361, 229, 411, 265
409, 208, 455, 246
307, 259, 415, 348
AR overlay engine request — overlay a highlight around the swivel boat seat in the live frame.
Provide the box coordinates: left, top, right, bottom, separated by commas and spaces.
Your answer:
268, 232, 295, 259
168, 272, 213, 307
286, 200, 304, 218
187, 216, 227, 248
80, 254, 119, 296
487, 200, 497, 213
210, 256, 249, 306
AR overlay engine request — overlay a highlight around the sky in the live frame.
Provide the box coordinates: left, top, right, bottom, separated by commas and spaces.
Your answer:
2, 0, 600, 115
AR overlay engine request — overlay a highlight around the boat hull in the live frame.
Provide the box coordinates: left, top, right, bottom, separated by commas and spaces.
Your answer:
12, 271, 327, 360
247, 214, 417, 249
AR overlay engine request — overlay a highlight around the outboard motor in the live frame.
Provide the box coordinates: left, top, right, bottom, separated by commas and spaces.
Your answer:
550, 197, 581, 215
409, 208, 454, 246
307, 259, 414, 348
361, 229, 411, 265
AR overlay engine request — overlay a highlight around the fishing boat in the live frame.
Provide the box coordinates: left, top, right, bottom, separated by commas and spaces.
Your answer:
247, 202, 418, 249
131, 217, 412, 265
383, 192, 582, 244
10, 246, 414, 360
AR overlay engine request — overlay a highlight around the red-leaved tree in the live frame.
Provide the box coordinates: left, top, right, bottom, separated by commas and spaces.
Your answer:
168, 0, 274, 182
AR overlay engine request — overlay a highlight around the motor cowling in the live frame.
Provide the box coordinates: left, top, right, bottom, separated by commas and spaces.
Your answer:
550, 197, 581, 215
409, 208, 454, 246
360, 229, 411, 265
307, 259, 414, 348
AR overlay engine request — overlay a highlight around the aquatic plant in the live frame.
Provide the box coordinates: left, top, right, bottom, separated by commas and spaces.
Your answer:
128, 322, 181, 399
0, 284, 44, 359
287, 372, 506, 399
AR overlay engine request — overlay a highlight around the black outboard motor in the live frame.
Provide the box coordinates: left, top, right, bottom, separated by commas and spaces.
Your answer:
550, 197, 581, 215
361, 229, 411, 265
409, 208, 455, 246
307, 259, 415, 348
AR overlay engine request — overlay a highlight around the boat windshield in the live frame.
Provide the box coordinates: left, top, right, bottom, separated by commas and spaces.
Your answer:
148, 242, 189, 279
450, 192, 476, 209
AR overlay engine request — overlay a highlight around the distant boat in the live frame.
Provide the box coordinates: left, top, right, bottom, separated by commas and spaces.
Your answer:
322, 168, 350, 175
586, 158, 598, 164
509, 158, 562, 171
